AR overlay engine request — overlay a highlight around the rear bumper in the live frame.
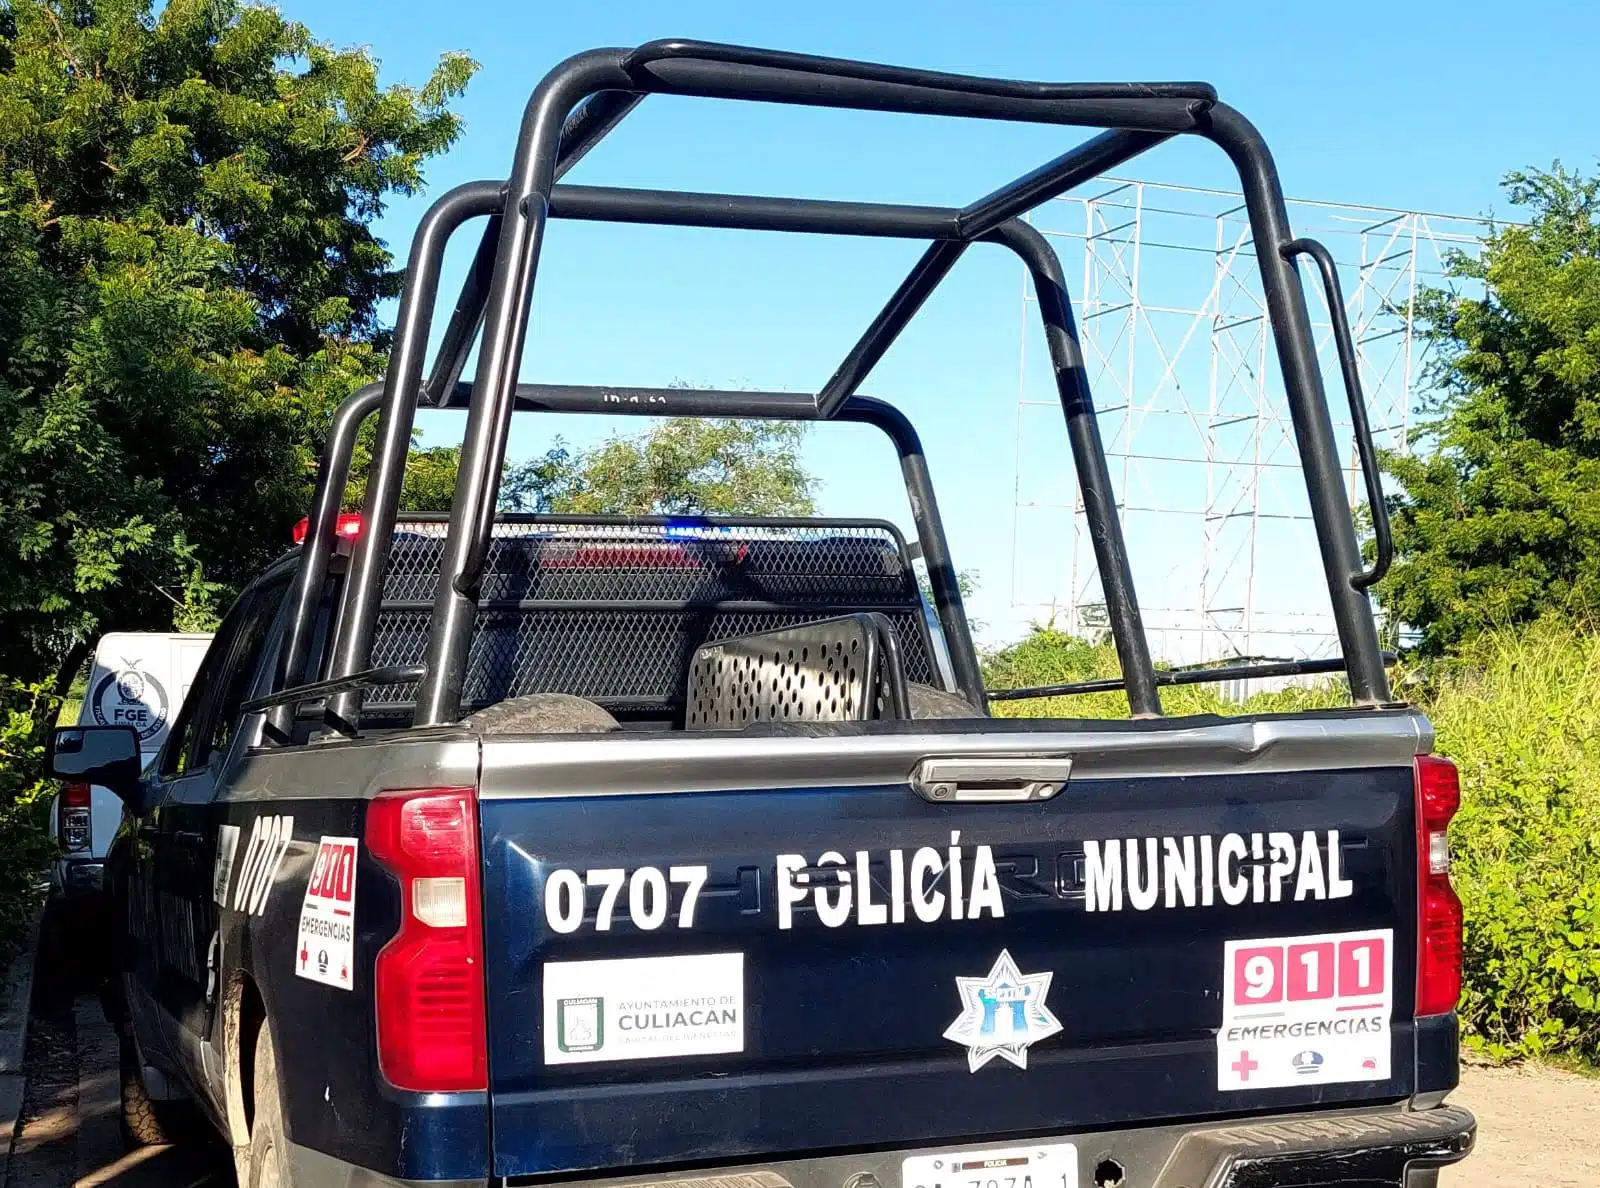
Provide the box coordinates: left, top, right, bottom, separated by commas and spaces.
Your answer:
289, 1104, 1472, 1188
1160, 1105, 1473, 1186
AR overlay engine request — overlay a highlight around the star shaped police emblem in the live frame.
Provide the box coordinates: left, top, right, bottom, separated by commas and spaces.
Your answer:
942, 949, 1062, 1072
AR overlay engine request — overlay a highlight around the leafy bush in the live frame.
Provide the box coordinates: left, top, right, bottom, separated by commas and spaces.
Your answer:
984, 625, 1345, 720
1413, 620, 1600, 1060
985, 619, 1600, 1063
0, 678, 62, 955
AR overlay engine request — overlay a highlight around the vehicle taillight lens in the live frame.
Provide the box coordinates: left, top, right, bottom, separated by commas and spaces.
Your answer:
291, 512, 362, 545
365, 788, 487, 1092
59, 782, 92, 852
1415, 755, 1463, 1016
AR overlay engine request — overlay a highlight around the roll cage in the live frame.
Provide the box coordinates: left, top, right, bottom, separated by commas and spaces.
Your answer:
267, 40, 1394, 735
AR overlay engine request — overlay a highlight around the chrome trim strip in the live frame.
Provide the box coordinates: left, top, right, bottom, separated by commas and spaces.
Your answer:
480, 711, 1431, 798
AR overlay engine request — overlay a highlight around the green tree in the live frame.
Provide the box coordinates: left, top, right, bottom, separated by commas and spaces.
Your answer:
510, 419, 816, 517
1379, 164, 1600, 652
395, 444, 464, 514
396, 419, 818, 517
0, 0, 474, 686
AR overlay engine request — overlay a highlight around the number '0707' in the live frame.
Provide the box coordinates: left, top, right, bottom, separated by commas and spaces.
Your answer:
543, 866, 708, 933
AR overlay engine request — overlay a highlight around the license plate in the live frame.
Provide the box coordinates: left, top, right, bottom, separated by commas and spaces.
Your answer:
902, 1143, 1078, 1188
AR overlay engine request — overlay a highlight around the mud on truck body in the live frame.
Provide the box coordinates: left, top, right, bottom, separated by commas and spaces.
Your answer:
47, 40, 1473, 1188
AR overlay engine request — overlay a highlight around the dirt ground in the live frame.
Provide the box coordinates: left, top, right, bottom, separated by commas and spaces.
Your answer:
5, 976, 229, 1187
1448, 1063, 1600, 1187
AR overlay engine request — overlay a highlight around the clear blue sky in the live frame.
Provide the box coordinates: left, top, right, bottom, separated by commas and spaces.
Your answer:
276, 0, 1596, 645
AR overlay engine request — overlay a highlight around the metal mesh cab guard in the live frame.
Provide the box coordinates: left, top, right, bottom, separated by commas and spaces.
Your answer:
362, 516, 939, 723
686, 613, 912, 729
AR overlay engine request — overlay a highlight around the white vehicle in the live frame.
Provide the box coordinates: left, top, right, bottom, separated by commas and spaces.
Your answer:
49, 633, 213, 906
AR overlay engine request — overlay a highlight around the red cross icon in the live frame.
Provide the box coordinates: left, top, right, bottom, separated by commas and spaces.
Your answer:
299, 945, 309, 969
1231, 1051, 1259, 1082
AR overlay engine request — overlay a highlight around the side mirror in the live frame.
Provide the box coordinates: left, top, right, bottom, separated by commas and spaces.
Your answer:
47, 726, 143, 799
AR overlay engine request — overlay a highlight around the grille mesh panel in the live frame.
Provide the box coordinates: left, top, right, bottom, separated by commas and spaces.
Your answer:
686, 619, 880, 729
366, 518, 936, 716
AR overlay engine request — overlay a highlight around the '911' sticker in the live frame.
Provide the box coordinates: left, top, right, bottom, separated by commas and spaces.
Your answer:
1217, 928, 1392, 1091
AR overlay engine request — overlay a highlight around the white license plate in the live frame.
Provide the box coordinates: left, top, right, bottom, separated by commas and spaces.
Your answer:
902, 1143, 1078, 1188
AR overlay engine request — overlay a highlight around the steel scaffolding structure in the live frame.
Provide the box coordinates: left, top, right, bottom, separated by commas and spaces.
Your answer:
1010, 178, 1493, 666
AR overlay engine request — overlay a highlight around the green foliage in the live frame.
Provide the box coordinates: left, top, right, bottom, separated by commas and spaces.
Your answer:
985, 618, 1600, 1063
1416, 619, 1600, 1060
0, 679, 65, 949
509, 420, 816, 517
1380, 165, 1600, 653
984, 625, 1345, 720
0, 0, 475, 684
395, 420, 818, 517
0, 0, 473, 939
396, 444, 463, 514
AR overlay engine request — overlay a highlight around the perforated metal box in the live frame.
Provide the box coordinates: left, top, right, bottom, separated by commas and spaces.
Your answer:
685, 614, 909, 729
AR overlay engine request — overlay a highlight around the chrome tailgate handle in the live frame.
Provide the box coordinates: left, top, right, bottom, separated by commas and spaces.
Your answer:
911, 756, 1073, 803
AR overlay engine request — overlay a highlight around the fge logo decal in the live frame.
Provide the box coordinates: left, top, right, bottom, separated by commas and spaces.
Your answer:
91, 662, 168, 743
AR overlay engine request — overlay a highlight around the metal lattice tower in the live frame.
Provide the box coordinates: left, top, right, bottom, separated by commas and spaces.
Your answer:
1010, 179, 1493, 665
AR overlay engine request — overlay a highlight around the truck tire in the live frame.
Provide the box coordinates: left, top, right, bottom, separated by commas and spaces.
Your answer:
119, 1035, 172, 1147
247, 1025, 294, 1188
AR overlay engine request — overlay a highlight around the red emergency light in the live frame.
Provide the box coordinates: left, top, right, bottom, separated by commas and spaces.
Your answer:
291, 513, 363, 545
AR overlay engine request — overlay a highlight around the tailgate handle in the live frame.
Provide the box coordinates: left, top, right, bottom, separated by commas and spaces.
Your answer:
911, 756, 1072, 803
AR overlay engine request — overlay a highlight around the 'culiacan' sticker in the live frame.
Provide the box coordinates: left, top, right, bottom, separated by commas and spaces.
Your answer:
294, 836, 358, 991
1217, 928, 1393, 1091
542, 952, 743, 1065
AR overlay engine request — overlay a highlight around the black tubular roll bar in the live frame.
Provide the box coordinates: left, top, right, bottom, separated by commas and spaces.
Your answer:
282, 40, 1392, 731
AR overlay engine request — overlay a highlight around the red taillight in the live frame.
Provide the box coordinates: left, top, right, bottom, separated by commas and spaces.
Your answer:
366, 788, 487, 1092
292, 513, 363, 545
59, 782, 92, 852
1415, 755, 1463, 1016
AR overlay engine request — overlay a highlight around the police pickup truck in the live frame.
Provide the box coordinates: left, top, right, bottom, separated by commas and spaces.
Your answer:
46, 41, 1474, 1188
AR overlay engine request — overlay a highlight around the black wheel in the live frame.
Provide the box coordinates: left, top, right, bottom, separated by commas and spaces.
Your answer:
119, 1034, 173, 1147
247, 1024, 293, 1188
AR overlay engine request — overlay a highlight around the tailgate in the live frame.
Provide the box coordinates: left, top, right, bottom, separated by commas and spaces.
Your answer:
477, 717, 1428, 1179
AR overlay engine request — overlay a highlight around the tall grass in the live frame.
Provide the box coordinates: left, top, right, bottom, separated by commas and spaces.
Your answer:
984, 618, 1600, 1063
1418, 621, 1600, 1060
985, 626, 1347, 720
